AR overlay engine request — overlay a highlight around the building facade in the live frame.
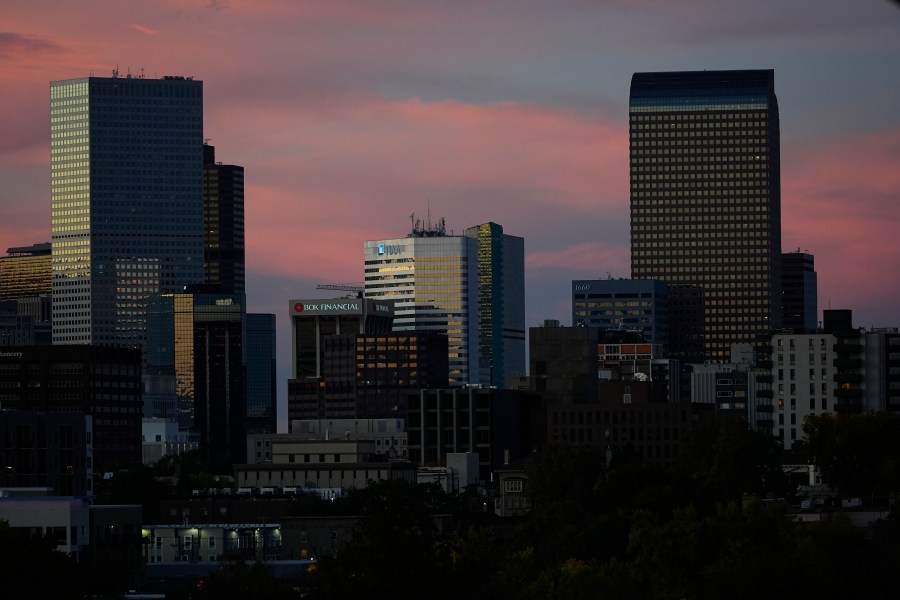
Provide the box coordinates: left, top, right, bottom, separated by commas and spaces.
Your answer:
406, 387, 539, 483
145, 291, 248, 464
781, 250, 817, 333
0, 243, 52, 301
203, 144, 245, 294
572, 278, 668, 347
0, 411, 92, 496
0, 345, 142, 472
287, 331, 448, 422
464, 222, 526, 387
245, 313, 277, 437
50, 73, 204, 347
630, 70, 782, 362
288, 297, 395, 381
364, 219, 525, 387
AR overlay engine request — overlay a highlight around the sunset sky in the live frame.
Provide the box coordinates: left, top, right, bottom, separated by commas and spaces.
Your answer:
2, 1, 899, 428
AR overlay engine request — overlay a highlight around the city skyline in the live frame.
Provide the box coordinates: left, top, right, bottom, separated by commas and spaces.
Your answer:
2, 1, 899, 428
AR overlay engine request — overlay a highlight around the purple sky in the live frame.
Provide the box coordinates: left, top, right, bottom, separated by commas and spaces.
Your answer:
2, 1, 899, 429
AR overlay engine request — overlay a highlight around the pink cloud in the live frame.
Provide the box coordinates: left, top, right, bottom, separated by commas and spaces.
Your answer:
783, 127, 900, 325
239, 95, 627, 283
128, 24, 161, 36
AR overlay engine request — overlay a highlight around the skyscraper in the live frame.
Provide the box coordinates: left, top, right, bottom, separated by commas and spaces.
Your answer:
50, 73, 204, 347
629, 70, 782, 361
464, 222, 526, 388
203, 144, 245, 293
146, 290, 247, 464
781, 250, 817, 333
364, 218, 525, 387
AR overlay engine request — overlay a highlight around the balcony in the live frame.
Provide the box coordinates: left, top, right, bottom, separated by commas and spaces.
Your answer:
834, 402, 863, 414
833, 372, 863, 384
756, 389, 774, 399
835, 387, 863, 399
755, 418, 774, 430
755, 404, 774, 413
756, 374, 773, 384
757, 359, 773, 369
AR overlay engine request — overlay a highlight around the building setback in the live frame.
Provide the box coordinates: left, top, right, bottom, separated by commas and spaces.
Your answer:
630, 70, 782, 362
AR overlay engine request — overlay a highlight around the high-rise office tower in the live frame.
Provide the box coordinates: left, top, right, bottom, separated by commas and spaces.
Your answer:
203, 144, 245, 293
364, 218, 525, 387
781, 250, 817, 333
630, 70, 782, 362
464, 222, 526, 388
146, 290, 246, 464
245, 313, 277, 436
50, 73, 204, 347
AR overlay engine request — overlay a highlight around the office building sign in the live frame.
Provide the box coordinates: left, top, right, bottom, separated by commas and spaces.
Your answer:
290, 300, 361, 316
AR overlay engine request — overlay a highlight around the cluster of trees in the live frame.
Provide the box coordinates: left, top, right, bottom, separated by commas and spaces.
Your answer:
7, 413, 900, 599
299, 414, 900, 599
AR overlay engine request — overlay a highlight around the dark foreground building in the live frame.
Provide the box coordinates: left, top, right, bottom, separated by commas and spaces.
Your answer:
0, 345, 142, 472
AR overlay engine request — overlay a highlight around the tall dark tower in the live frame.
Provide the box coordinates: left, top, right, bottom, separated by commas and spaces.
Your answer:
781, 250, 817, 333
629, 70, 782, 362
203, 144, 245, 293
50, 74, 204, 347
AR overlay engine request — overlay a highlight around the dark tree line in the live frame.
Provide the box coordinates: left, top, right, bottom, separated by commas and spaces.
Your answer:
299, 414, 900, 599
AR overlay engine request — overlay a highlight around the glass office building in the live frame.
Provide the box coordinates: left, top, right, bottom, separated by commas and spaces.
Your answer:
0, 243, 52, 301
630, 70, 782, 362
245, 313, 277, 436
146, 291, 247, 464
50, 74, 204, 347
364, 220, 525, 387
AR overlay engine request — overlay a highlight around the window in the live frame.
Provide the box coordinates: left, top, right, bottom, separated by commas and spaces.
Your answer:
505, 480, 523, 493
208, 536, 216, 549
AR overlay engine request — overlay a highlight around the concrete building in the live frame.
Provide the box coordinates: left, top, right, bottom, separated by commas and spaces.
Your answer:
0, 345, 142, 472
288, 297, 394, 381
233, 438, 416, 492
248, 420, 407, 464
288, 330, 448, 422
0, 411, 93, 496
406, 387, 540, 483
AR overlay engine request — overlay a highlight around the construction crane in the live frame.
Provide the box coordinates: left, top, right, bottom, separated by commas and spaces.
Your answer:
316, 282, 365, 298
